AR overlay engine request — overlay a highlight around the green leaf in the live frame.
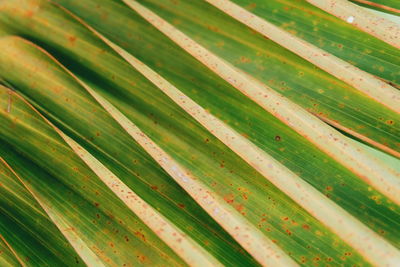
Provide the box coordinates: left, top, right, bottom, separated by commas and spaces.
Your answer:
0, 153, 85, 266
0, 37, 258, 266
229, 0, 400, 83
351, 0, 400, 15
0, 15, 387, 267
46, 0, 400, 158
0, 86, 191, 266
0, 0, 399, 265
0, 237, 20, 267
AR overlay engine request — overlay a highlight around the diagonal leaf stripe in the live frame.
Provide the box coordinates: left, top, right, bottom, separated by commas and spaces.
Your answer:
0, 36, 265, 266
306, 0, 400, 48
121, 0, 400, 206
0, 0, 400, 265
75, 23, 400, 266
3, 0, 399, 157
129, 0, 400, 156
10, 31, 297, 266
1, 58, 222, 267
0, 84, 192, 266
0, 233, 24, 267
351, 0, 400, 15
35, 5, 399, 251
204, 0, 400, 114
0, 236, 21, 267
48, 130, 223, 267
0, 157, 106, 267
70, 80, 296, 267
0, 29, 369, 267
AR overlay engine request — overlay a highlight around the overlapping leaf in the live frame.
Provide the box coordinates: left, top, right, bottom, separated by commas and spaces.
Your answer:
48, 0, 400, 158
351, 0, 400, 15
0, 0, 399, 266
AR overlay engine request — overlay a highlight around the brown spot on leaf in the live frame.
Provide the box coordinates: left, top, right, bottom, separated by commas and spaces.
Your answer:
137, 254, 147, 263
223, 194, 235, 204
134, 231, 146, 242
25, 10, 34, 17
248, 3, 257, 9
240, 56, 251, 63
68, 36, 77, 45
235, 204, 244, 213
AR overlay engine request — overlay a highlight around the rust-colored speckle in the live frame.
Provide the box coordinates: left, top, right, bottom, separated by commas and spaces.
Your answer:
240, 56, 251, 63
68, 36, 77, 45
137, 254, 147, 263
134, 231, 146, 242
248, 3, 257, 9
24, 10, 34, 17
275, 135, 281, 141
223, 194, 235, 204
235, 204, 245, 214
240, 133, 249, 139
207, 25, 220, 32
